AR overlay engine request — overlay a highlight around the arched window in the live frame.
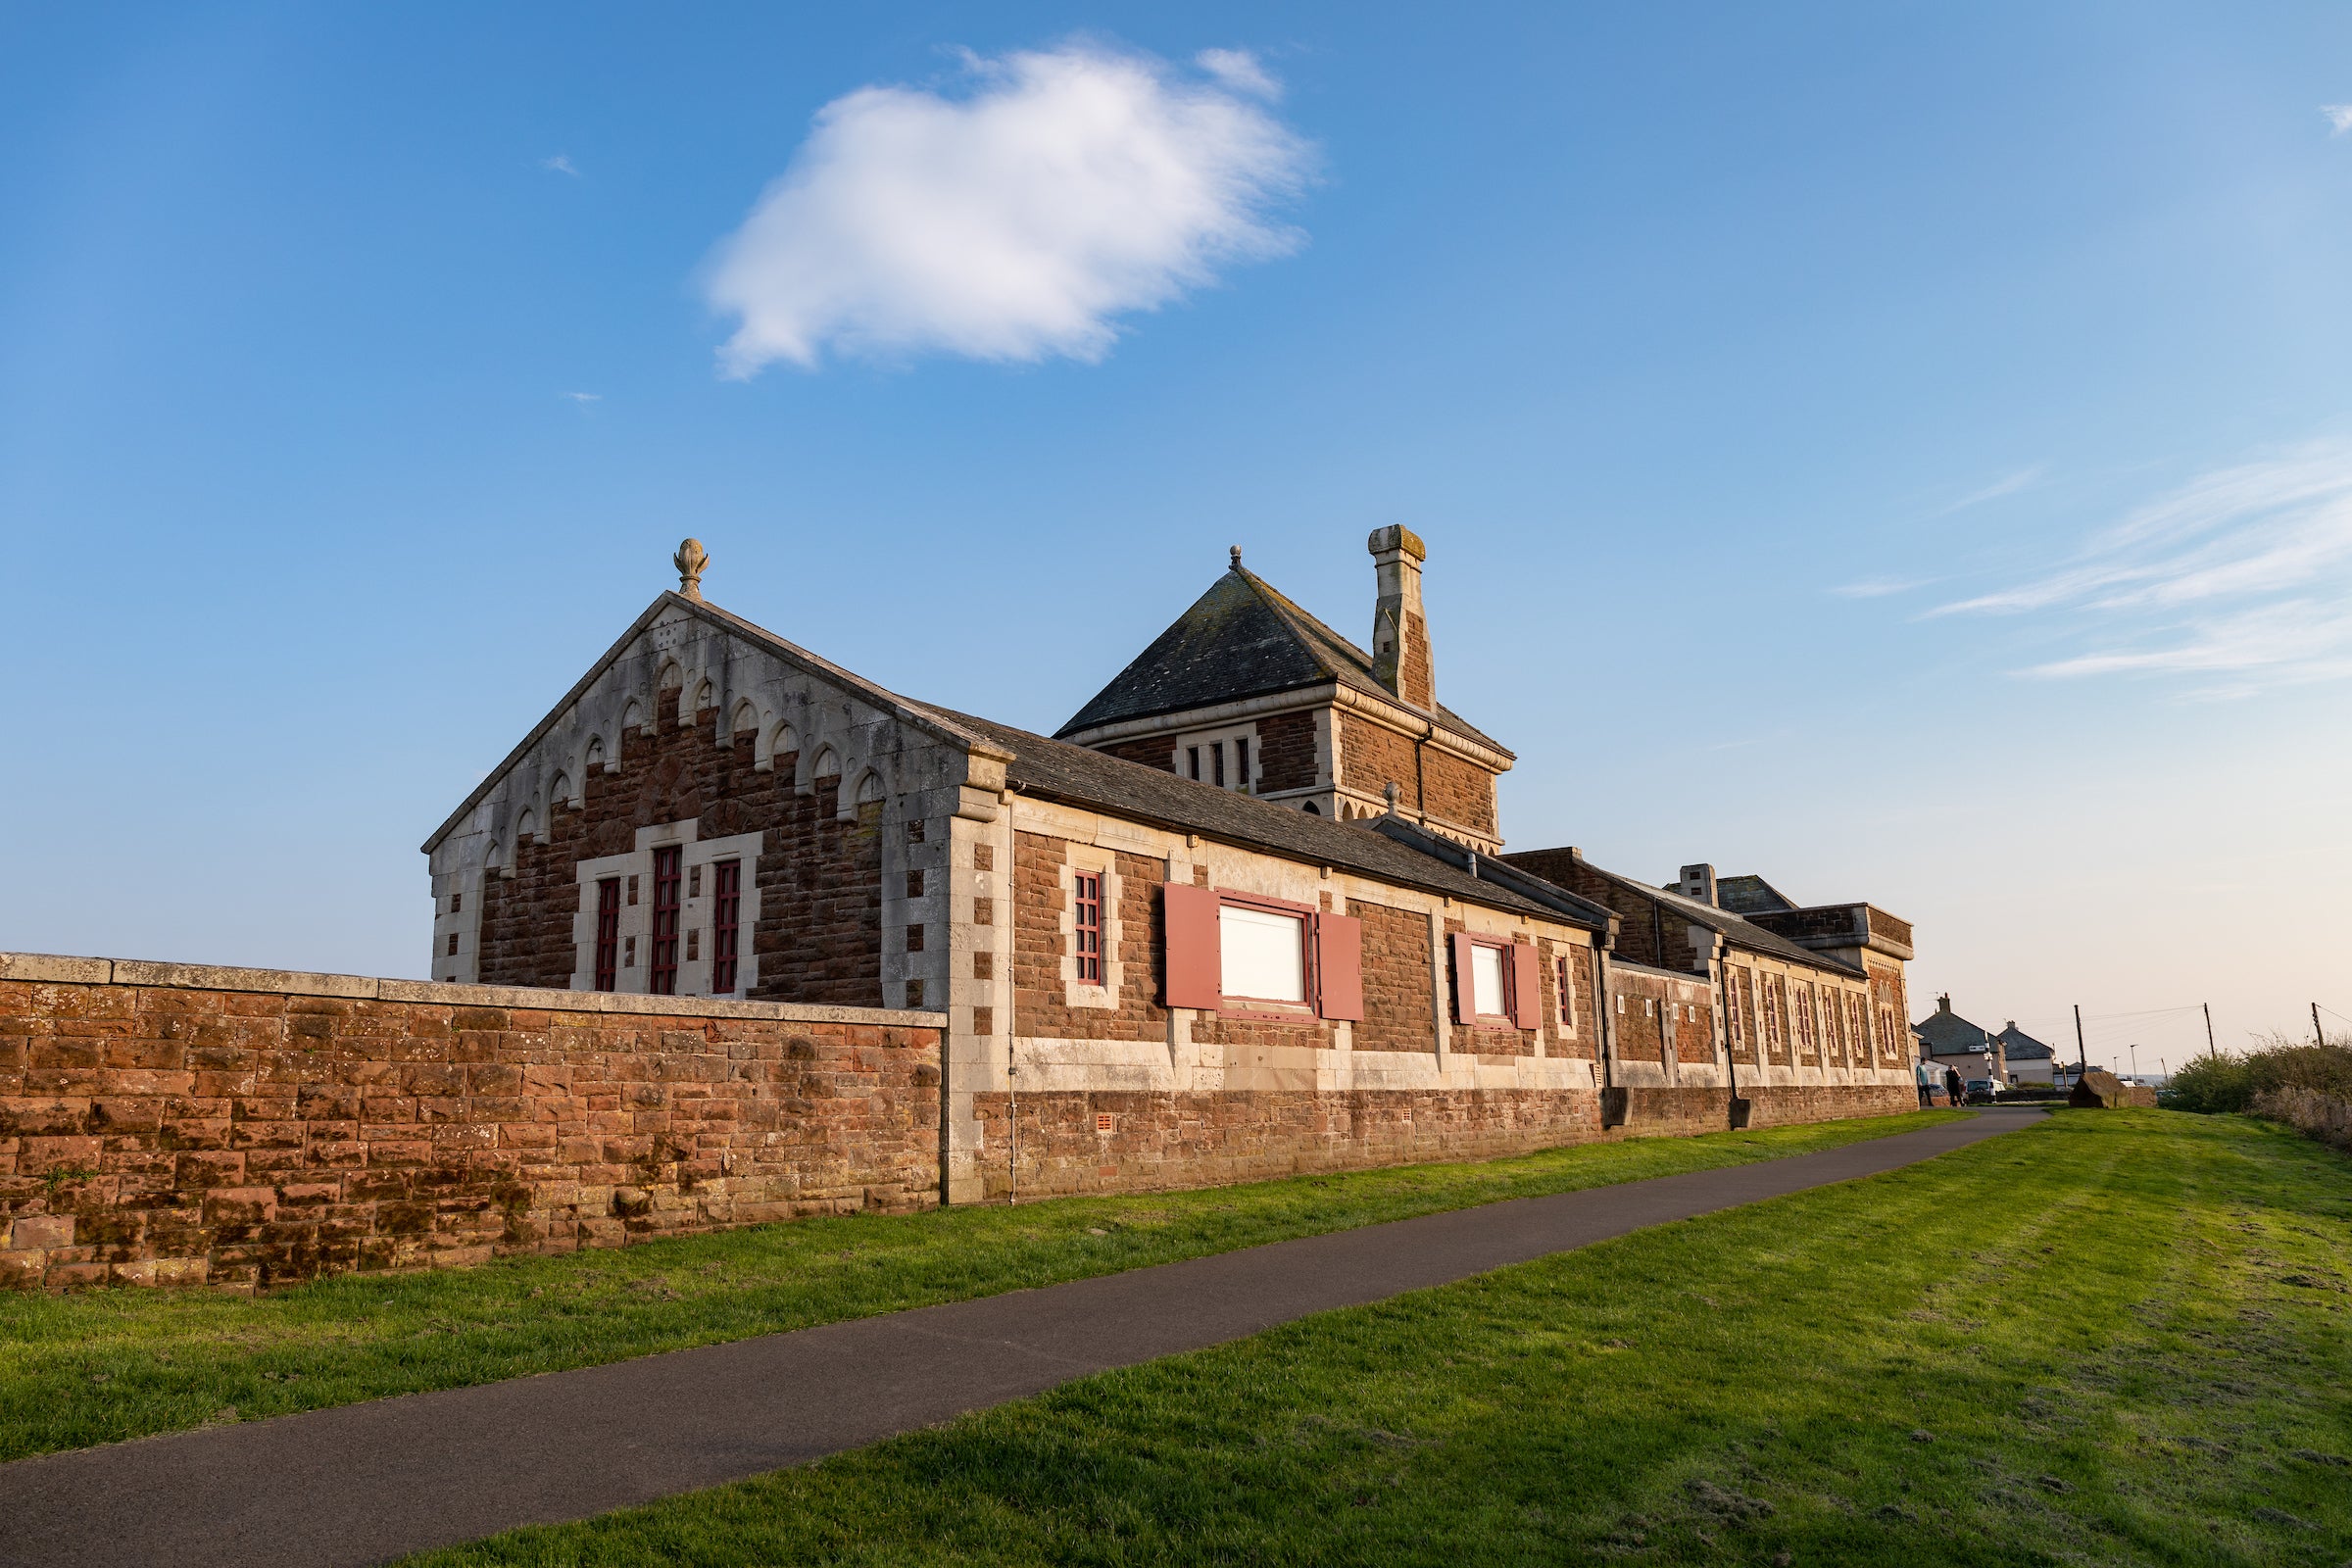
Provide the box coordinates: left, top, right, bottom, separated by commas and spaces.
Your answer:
1303, 802, 1321, 815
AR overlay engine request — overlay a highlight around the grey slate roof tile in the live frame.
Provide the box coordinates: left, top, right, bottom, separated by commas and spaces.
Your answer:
1054, 567, 1510, 756
924, 707, 1573, 924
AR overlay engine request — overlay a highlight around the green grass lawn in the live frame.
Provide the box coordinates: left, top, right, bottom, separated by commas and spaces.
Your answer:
0, 1109, 1963, 1461
407, 1110, 2352, 1567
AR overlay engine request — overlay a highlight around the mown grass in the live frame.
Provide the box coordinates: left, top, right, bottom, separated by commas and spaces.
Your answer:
410, 1111, 2352, 1567
0, 1109, 1963, 1461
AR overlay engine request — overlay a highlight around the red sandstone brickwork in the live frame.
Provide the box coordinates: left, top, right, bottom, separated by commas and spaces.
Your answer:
1399, 613, 1435, 710
1096, 735, 1177, 772
478, 698, 886, 1007
970, 1080, 1916, 1200
1352, 902, 1434, 1054
1418, 747, 1497, 838
1010, 835, 1168, 1043
1612, 970, 1670, 1068
1253, 710, 1319, 794
1338, 715, 1420, 813
0, 973, 939, 1291
1440, 917, 1538, 1057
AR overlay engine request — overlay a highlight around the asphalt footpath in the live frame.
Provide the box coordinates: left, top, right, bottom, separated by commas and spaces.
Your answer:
0, 1106, 2044, 1567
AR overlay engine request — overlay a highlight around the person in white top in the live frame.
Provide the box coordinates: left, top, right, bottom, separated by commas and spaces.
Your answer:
1913, 1057, 1936, 1108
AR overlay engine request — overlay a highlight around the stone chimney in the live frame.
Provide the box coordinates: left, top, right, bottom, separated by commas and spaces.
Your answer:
1679, 863, 1717, 906
1368, 526, 1434, 710
1936, 994, 1952, 1014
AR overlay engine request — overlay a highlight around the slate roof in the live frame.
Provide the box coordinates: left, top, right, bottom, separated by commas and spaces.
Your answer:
1054, 565, 1511, 757
1915, 1005, 1995, 1055
1567, 856, 1865, 977
1994, 1023, 2055, 1061
926, 708, 1576, 925
1714, 874, 1797, 915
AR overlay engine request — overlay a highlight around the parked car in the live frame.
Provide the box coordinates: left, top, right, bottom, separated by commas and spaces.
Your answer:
1964, 1079, 1998, 1102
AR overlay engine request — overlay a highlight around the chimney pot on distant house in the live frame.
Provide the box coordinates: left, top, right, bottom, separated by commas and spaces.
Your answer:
1936, 994, 1952, 1013
1367, 525, 1434, 710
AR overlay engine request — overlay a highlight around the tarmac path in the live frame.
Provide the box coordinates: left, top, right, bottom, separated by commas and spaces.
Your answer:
0, 1106, 2044, 1567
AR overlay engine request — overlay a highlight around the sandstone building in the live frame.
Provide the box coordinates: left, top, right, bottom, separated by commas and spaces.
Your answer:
423, 532, 1917, 1204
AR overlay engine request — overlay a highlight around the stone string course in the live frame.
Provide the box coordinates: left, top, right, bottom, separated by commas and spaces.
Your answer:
0, 954, 943, 1292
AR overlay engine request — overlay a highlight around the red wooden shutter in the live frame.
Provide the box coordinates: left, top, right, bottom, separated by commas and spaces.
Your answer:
1449, 931, 1478, 1025
1506, 942, 1542, 1029
1314, 913, 1363, 1021
1162, 883, 1222, 1008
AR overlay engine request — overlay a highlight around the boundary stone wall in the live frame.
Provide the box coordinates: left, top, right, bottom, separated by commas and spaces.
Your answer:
968, 1081, 1919, 1200
0, 954, 943, 1291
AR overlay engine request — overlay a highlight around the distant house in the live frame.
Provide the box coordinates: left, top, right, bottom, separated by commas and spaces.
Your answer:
1914, 995, 2005, 1088
1993, 1021, 2057, 1086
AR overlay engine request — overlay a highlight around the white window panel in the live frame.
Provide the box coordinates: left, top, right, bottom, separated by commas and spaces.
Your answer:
1471, 944, 1505, 1017
1219, 905, 1306, 1003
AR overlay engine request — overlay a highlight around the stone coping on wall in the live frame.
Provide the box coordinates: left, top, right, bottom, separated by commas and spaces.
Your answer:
0, 951, 948, 1029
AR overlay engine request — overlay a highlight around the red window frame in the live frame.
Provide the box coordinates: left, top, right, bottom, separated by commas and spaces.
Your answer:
1208, 889, 1313, 1014
1072, 871, 1104, 984
710, 859, 742, 994
594, 877, 620, 991
1452, 933, 1538, 1030
650, 847, 682, 995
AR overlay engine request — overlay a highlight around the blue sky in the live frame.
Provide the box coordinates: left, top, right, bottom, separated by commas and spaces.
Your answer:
6, 2, 2350, 1059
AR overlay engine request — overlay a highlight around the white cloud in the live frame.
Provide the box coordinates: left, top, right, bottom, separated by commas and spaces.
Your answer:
2324, 104, 2352, 134
1196, 48, 1280, 100
1933, 441, 2352, 690
1935, 463, 2047, 516
1830, 575, 1936, 599
542, 154, 579, 176
562, 391, 601, 404
703, 42, 1313, 373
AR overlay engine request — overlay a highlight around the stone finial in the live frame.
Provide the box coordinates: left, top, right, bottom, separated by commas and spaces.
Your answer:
1230, 545, 1243, 570
674, 538, 710, 600
1383, 780, 1401, 814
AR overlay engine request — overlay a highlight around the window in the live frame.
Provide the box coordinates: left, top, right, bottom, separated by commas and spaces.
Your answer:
1212, 742, 1226, 788
711, 860, 741, 994
1163, 885, 1362, 1020
1234, 737, 1250, 791
650, 846, 682, 994
595, 878, 620, 991
1187, 746, 1201, 780
446, 933, 459, 957
689, 863, 702, 899
1218, 903, 1304, 1003
450, 892, 461, 913
1556, 955, 1576, 1027
1072, 871, 1104, 984
1469, 944, 1506, 1016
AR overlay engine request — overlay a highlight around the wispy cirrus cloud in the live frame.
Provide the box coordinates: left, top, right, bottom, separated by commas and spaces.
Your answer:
1830, 575, 1936, 599
703, 42, 1313, 373
1935, 463, 2047, 516
542, 154, 579, 176
1930, 441, 2352, 692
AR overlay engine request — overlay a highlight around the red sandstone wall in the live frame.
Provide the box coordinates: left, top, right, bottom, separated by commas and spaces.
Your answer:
1253, 710, 1319, 794
478, 694, 885, 1007
1096, 735, 1177, 772
969, 1080, 1918, 1200
0, 959, 940, 1291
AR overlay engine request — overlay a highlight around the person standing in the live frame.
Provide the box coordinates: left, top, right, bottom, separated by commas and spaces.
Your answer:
1914, 1057, 1936, 1108
1943, 1065, 1966, 1107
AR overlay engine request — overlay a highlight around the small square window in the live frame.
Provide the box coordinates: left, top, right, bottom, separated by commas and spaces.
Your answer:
450, 892, 462, 913
1096, 1112, 1115, 1133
